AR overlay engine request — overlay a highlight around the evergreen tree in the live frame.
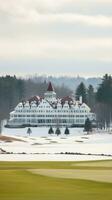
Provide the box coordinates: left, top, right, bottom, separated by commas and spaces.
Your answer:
0, 75, 25, 122
87, 85, 95, 110
96, 74, 112, 127
0, 121, 2, 135
55, 128, 61, 136
48, 126, 54, 135
96, 74, 112, 105
84, 118, 92, 134
27, 128, 32, 136
64, 127, 70, 135
75, 82, 87, 103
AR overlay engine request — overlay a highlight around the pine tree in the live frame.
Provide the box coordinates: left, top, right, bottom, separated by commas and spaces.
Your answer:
48, 126, 54, 135
75, 82, 87, 103
0, 75, 25, 123
84, 118, 92, 134
64, 127, 70, 135
96, 74, 112, 127
96, 74, 112, 105
87, 85, 95, 110
55, 128, 61, 136
0, 121, 2, 135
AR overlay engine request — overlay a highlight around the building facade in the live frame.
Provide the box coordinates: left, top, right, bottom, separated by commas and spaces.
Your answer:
7, 82, 96, 128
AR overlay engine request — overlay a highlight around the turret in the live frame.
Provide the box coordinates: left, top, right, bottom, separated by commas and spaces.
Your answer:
44, 82, 57, 103
47, 82, 54, 92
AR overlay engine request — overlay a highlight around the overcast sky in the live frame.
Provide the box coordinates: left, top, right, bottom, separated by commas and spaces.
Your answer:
0, 0, 112, 77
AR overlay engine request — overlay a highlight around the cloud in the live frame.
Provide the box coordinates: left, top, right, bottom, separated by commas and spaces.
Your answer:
0, 0, 112, 27
0, 0, 112, 76
0, 36, 112, 62
0, 0, 112, 13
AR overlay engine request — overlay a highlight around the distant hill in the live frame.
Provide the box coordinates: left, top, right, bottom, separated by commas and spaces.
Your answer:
30, 75, 102, 91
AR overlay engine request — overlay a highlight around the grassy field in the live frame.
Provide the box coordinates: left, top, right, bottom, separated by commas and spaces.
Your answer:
0, 160, 112, 200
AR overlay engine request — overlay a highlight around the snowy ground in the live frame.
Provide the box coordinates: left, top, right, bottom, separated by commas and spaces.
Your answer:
0, 127, 112, 161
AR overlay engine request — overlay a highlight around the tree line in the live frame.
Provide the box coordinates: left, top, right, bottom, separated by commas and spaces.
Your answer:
75, 74, 112, 128
0, 76, 24, 123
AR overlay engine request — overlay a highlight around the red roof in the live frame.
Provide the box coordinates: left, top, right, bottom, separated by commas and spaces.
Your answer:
29, 96, 40, 103
61, 96, 73, 104
47, 82, 54, 92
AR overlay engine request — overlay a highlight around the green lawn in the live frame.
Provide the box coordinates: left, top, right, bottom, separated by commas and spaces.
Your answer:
0, 160, 112, 200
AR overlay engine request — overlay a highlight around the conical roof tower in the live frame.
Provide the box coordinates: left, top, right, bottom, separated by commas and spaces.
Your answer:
47, 82, 54, 92
44, 82, 56, 103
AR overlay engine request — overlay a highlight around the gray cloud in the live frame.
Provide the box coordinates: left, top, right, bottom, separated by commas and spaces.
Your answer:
0, 0, 112, 76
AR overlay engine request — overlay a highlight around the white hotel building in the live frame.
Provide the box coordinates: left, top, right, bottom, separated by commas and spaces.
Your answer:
7, 82, 96, 128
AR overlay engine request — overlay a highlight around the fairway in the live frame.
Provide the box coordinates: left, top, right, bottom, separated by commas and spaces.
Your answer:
0, 160, 112, 200
29, 169, 112, 183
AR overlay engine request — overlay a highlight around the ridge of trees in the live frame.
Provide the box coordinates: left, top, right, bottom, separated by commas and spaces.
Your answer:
75, 74, 112, 128
96, 74, 112, 127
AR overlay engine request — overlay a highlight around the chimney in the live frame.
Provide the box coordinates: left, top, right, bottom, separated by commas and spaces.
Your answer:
79, 96, 82, 104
